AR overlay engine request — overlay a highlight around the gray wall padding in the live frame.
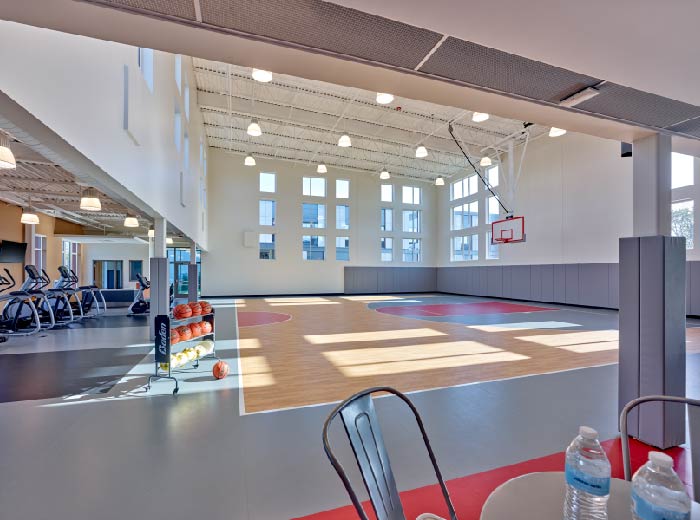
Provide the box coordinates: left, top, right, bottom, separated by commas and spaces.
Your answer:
345, 262, 700, 316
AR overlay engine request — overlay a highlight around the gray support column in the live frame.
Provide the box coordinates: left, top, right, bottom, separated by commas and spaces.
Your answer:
188, 241, 198, 302
149, 218, 168, 339
619, 133, 686, 448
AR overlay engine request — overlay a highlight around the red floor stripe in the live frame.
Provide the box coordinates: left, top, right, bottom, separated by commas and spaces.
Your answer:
295, 438, 690, 520
376, 302, 555, 318
237, 311, 291, 327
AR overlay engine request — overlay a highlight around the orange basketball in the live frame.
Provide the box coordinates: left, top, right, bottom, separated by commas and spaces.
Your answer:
174, 304, 192, 319
177, 325, 192, 341
213, 360, 229, 380
188, 302, 202, 316
199, 301, 212, 314
189, 322, 202, 337
170, 328, 180, 345
200, 321, 212, 335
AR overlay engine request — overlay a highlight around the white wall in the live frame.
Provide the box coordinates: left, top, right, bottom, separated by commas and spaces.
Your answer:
0, 22, 208, 248
438, 132, 634, 266
202, 150, 438, 295
82, 243, 150, 289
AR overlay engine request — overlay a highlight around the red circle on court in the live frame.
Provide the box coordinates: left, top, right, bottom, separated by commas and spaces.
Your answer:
238, 311, 291, 327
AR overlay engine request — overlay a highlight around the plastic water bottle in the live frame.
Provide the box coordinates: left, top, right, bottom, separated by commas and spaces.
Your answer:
631, 451, 690, 520
563, 426, 611, 520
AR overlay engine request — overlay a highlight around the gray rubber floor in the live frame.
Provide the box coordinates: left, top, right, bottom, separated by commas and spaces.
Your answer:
0, 296, 697, 520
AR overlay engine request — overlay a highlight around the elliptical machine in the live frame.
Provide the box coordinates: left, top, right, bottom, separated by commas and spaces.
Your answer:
53, 266, 85, 321
19, 265, 56, 330
0, 268, 41, 337
128, 272, 150, 316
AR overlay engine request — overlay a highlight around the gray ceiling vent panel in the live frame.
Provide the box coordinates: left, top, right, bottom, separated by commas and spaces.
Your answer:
199, 0, 444, 70
419, 37, 601, 103
574, 83, 700, 129
82, 0, 197, 20
666, 117, 700, 138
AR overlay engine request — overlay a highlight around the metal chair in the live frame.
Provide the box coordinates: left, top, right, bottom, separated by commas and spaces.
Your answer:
620, 395, 700, 498
322, 386, 458, 520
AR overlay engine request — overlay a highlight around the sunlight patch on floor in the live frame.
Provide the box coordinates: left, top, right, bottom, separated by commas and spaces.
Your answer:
305, 328, 447, 345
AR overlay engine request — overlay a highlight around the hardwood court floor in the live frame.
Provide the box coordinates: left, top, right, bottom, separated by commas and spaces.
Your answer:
236, 295, 700, 413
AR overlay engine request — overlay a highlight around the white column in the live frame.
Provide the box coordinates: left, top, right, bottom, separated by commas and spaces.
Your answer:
633, 133, 672, 236
149, 217, 168, 338
153, 217, 167, 258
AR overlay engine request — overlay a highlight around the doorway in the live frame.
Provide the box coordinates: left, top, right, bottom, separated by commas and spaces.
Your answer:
93, 260, 123, 289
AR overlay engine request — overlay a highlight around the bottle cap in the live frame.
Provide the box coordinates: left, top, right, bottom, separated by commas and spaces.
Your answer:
649, 452, 674, 468
579, 426, 598, 439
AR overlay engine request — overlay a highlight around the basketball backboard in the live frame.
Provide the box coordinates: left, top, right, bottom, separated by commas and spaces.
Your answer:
492, 216, 525, 244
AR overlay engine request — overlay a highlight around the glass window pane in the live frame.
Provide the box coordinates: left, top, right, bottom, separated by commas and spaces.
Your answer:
402, 238, 421, 262
488, 197, 500, 224
487, 232, 499, 259
260, 172, 276, 193
402, 210, 420, 233
672, 153, 694, 189
336, 237, 349, 261
488, 166, 499, 187
381, 184, 393, 202
302, 235, 325, 260
672, 200, 694, 249
336, 205, 350, 229
381, 208, 393, 231
451, 180, 463, 200
259, 200, 276, 226
468, 175, 478, 196
302, 204, 326, 228
259, 234, 275, 259
336, 179, 350, 199
381, 237, 393, 262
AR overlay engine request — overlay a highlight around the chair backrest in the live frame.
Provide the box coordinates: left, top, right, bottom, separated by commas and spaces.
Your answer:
323, 387, 457, 520
620, 395, 700, 499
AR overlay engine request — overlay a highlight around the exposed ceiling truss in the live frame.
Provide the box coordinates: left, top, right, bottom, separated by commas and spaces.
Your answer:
194, 59, 547, 180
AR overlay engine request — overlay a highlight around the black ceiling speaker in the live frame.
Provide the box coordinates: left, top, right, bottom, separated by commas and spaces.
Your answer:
621, 142, 632, 157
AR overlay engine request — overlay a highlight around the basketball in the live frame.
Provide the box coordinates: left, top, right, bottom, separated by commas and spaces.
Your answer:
199, 301, 212, 314
170, 328, 180, 345
177, 325, 192, 341
213, 360, 229, 380
188, 301, 202, 316
200, 321, 212, 335
173, 304, 192, 319
189, 321, 202, 337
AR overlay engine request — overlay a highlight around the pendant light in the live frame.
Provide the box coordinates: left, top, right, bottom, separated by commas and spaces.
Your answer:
251, 69, 273, 83
247, 119, 262, 137
124, 215, 139, 228
80, 187, 102, 212
244, 154, 256, 166
379, 170, 391, 180
415, 145, 428, 158
472, 112, 490, 123
148, 227, 155, 238
166, 237, 174, 245
480, 156, 492, 167
376, 93, 394, 105
0, 133, 16, 169
338, 134, 352, 147
20, 204, 40, 225
549, 127, 567, 137
317, 163, 327, 174
435, 176, 445, 186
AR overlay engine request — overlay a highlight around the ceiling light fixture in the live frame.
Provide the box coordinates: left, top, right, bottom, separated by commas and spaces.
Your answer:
0, 133, 16, 169
376, 93, 394, 105
559, 86, 600, 108
148, 227, 155, 238
435, 176, 445, 186
80, 187, 102, 212
549, 127, 567, 137
166, 237, 174, 245
338, 134, 352, 147
415, 145, 428, 158
251, 69, 273, 83
379, 170, 391, 180
244, 154, 256, 166
317, 163, 327, 174
480, 156, 492, 167
247, 119, 262, 137
472, 112, 490, 123
124, 215, 139, 228
20, 207, 40, 225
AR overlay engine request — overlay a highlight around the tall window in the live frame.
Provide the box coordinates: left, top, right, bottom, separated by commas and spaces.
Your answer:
302, 203, 326, 228
62, 240, 80, 276
138, 48, 154, 93
488, 197, 500, 223
402, 238, 421, 262
381, 238, 393, 262
184, 83, 190, 121
302, 236, 325, 260
259, 234, 276, 259
174, 109, 182, 151
452, 235, 478, 261
451, 175, 478, 200
487, 232, 499, 260
259, 200, 276, 226
452, 201, 478, 230
381, 184, 393, 202
380, 208, 393, 232
260, 172, 276, 193
34, 235, 47, 272
402, 210, 421, 233
402, 186, 421, 205
487, 166, 499, 187
336, 205, 350, 230
672, 200, 694, 249
336, 179, 350, 199
174, 54, 182, 93
672, 153, 694, 189
336, 237, 349, 261
303, 177, 326, 197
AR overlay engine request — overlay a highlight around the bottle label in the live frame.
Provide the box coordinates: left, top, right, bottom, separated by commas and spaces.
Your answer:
631, 490, 690, 520
565, 463, 610, 496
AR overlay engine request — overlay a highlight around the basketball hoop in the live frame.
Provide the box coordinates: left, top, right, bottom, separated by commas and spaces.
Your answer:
492, 216, 525, 244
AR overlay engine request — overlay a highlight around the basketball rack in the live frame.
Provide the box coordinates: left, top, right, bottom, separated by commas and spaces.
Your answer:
147, 309, 219, 394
